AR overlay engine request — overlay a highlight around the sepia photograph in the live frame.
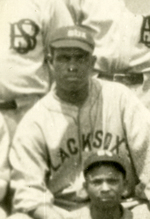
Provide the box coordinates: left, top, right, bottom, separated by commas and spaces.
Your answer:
1, 0, 150, 218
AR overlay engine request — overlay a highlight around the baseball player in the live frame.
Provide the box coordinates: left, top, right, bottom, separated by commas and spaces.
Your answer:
0, 0, 73, 138
64, 0, 150, 117
72, 151, 133, 219
9, 26, 150, 219
0, 113, 10, 219
63, 0, 150, 75
1, 0, 150, 140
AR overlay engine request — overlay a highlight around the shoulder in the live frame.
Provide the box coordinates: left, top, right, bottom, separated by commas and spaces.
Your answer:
16, 90, 58, 128
71, 204, 91, 219
92, 78, 132, 98
15, 95, 50, 131
91, 78, 144, 112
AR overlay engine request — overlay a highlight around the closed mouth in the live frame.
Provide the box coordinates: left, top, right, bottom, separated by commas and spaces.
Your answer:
100, 196, 114, 201
66, 76, 81, 81
101, 198, 113, 201
99, 195, 113, 200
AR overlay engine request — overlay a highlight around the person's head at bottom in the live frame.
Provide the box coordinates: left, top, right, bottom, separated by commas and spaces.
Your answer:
83, 151, 127, 219
49, 25, 96, 105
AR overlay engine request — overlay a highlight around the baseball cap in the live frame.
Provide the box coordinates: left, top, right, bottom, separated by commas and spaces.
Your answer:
50, 26, 95, 53
83, 151, 126, 176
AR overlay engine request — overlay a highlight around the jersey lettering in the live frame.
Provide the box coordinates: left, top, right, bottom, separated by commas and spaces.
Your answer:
93, 130, 103, 148
50, 130, 127, 172
82, 133, 92, 151
104, 132, 113, 149
112, 136, 126, 153
141, 16, 150, 48
67, 139, 78, 155
59, 148, 70, 163
10, 19, 39, 54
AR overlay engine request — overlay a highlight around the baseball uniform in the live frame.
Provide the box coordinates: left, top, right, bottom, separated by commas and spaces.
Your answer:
0, 113, 10, 185
0, 113, 10, 218
10, 78, 150, 213
70, 204, 133, 219
0, 0, 73, 137
64, 0, 150, 74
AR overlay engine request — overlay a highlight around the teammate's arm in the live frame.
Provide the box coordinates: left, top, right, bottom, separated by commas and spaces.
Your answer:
9, 111, 54, 214
121, 87, 150, 201
0, 114, 10, 202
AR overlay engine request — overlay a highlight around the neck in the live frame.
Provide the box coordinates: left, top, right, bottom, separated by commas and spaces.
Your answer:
56, 84, 89, 106
90, 203, 122, 219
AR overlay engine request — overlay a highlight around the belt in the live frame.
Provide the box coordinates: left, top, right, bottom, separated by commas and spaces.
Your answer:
96, 71, 143, 85
0, 95, 42, 110
113, 73, 143, 85
0, 100, 17, 110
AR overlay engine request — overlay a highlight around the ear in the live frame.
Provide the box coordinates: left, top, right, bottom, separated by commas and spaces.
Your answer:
46, 53, 55, 74
121, 179, 129, 198
47, 53, 53, 65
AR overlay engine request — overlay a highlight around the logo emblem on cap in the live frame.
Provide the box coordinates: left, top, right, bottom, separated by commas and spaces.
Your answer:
97, 150, 113, 157
68, 30, 86, 39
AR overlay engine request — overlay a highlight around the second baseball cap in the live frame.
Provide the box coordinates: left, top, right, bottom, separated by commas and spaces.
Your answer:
84, 150, 126, 176
50, 26, 95, 53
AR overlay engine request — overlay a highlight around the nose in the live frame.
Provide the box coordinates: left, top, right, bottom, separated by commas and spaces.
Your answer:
68, 57, 78, 72
68, 65, 77, 72
101, 182, 110, 192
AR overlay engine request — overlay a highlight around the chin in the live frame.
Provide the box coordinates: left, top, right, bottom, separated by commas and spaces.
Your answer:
98, 200, 119, 209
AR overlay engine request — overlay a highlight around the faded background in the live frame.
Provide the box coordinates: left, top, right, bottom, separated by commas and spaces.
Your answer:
0, 0, 150, 14
0, 0, 150, 15
124, 0, 150, 14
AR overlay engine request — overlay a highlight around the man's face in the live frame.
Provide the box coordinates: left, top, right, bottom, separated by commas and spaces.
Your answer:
51, 48, 95, 92
85, 163, 126, 208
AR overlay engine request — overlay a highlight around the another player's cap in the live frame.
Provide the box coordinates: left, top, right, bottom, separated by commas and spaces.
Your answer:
50, 26, 95, 53
83, 151, 126, 176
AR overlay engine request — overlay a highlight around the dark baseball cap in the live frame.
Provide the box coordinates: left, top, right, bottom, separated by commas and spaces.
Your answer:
50, 26, 95, 53
84, 151, 126, 176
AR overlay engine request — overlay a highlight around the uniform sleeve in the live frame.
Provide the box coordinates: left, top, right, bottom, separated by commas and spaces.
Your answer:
121, 87, 150, 201
0, 113, 10, 183
10, 111, 53, 213
0, 0, 73, 100
64, 0, 150, 74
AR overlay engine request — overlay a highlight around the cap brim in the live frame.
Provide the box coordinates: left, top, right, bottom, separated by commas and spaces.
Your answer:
50, 39, 93, 53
